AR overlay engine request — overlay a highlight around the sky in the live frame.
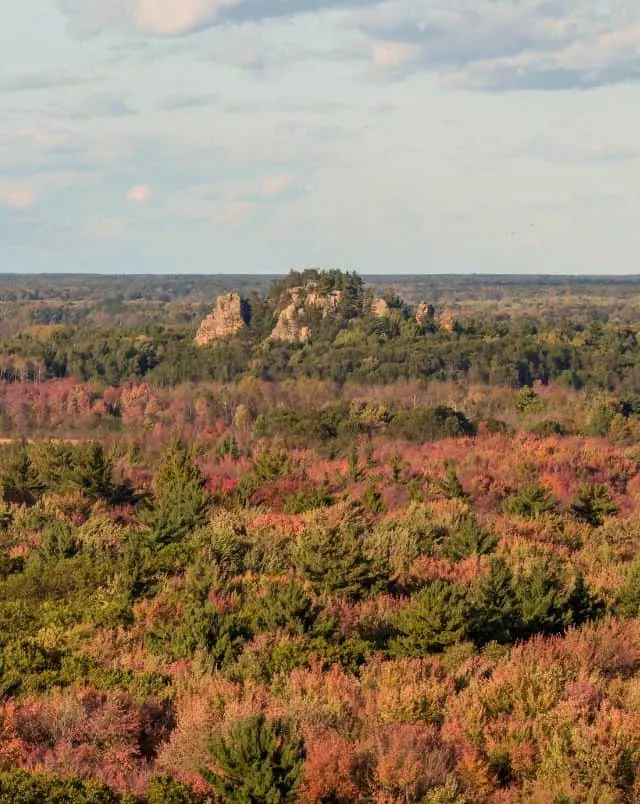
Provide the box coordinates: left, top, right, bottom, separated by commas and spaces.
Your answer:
1, 0, 639, 275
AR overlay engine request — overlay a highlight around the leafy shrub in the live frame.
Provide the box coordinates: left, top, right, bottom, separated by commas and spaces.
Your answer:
0, 770, 119, 804
390, 406, 475, 442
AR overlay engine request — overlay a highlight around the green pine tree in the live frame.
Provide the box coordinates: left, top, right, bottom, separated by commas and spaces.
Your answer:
390, 580, 469, 656
570, 483, 617, 527
250, 579, 319, 636
201, 714, 305, 804
295, 525, 378, 600
617, 559, 640, 618
513, 561, 600, 639
468, 557, 519, 646
142, 440, 210, 548
69, 442, 133, 504
501, 483, 558, 518
439, 464, 468, 500
0, 445, 44, 506
440, 515, 497, 561
169, 603, 248, 669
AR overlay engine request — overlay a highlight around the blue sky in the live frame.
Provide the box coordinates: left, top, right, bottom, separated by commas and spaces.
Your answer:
1, 0, 639, 274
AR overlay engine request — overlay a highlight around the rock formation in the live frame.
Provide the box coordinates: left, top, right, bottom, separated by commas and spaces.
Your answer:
195, 293, 250, 345
371, 298, 391, 318
267, 284, 342, 343
437, 311, 456, 332
268, 301, 312, 343
415, 302, 435, 325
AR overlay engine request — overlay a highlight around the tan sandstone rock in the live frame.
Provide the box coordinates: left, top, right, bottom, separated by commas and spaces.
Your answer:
195, 293, 250, 345
416, 302, 435, 325
267, 285, 343, 343
371, 298, 391, 318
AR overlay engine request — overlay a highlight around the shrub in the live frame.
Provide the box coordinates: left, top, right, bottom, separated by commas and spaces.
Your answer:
0, 769, 119, 804
390, 406, 475, 443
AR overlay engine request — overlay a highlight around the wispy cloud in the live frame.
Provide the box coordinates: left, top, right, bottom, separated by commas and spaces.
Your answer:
0, 182, 36, 210
353, 0, 640, 91
126, 184, 151, 203
0, 72, 101, 93
261, 173, 296, 199
56, 0, 640, 92
157, 92, 218, 110
69, 93, 136, 119
58, 0, 375, 37
504, 138, 640, 166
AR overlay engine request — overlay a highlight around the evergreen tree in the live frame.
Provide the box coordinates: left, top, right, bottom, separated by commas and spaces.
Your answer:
570, 483, 617, 526
513, 562, 600, 639
295, 525, 378, 600
501, 483, 557, 518
439, 464, 468, 500
169, 603, 249, 668
250, 579, 319, 636
390, 580, 469, 656
440, 515, 497, 561
617, 559, 640, 618
566, 572, 604, 626
142, 440, 209, 548
468, 557, 519, 645
69, 442, 134, 504
0, 445, 44, 506
201, 714, 305, 804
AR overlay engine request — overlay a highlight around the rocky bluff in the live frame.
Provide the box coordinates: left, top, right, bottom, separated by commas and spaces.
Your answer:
195, 270, 443, 347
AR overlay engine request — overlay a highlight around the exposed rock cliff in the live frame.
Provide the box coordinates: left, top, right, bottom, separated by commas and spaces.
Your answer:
268, 301, 312, 343
415, 302, 435, 325
371, 298, 391, 318
437, 311, 456, 332
267, 284, 343, 343
195, 293, 250, 345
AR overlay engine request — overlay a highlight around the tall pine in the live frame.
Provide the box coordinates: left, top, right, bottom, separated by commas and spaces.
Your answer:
202, 714, 305, 804
143, 440, 209, 548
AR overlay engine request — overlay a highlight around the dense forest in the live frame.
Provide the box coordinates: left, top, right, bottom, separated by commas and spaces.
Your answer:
2, 271, 640, 393
0, 272, 639, 801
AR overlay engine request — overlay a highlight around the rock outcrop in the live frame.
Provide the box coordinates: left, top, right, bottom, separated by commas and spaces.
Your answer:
371, 298, 391, 318
415, 302, 435, 325
195, 293, 250, 345
437, 311, 456, 332
267, 284, 342, 343
268, 301, 312, 343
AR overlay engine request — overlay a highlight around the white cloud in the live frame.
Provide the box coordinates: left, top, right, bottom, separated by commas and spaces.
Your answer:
126, 184, 151, 203
352, 0, 640, 91
222, 199, 252, 224
0, 182, 36, 210
59, 0, 321, 37
262, 173, 296, 198
133, 0, 242, 36
54, 0, 640, 91
370, 41, 419, 70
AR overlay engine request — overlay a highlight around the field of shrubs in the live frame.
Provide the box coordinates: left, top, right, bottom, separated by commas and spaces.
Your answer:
0, 373, 639, 802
